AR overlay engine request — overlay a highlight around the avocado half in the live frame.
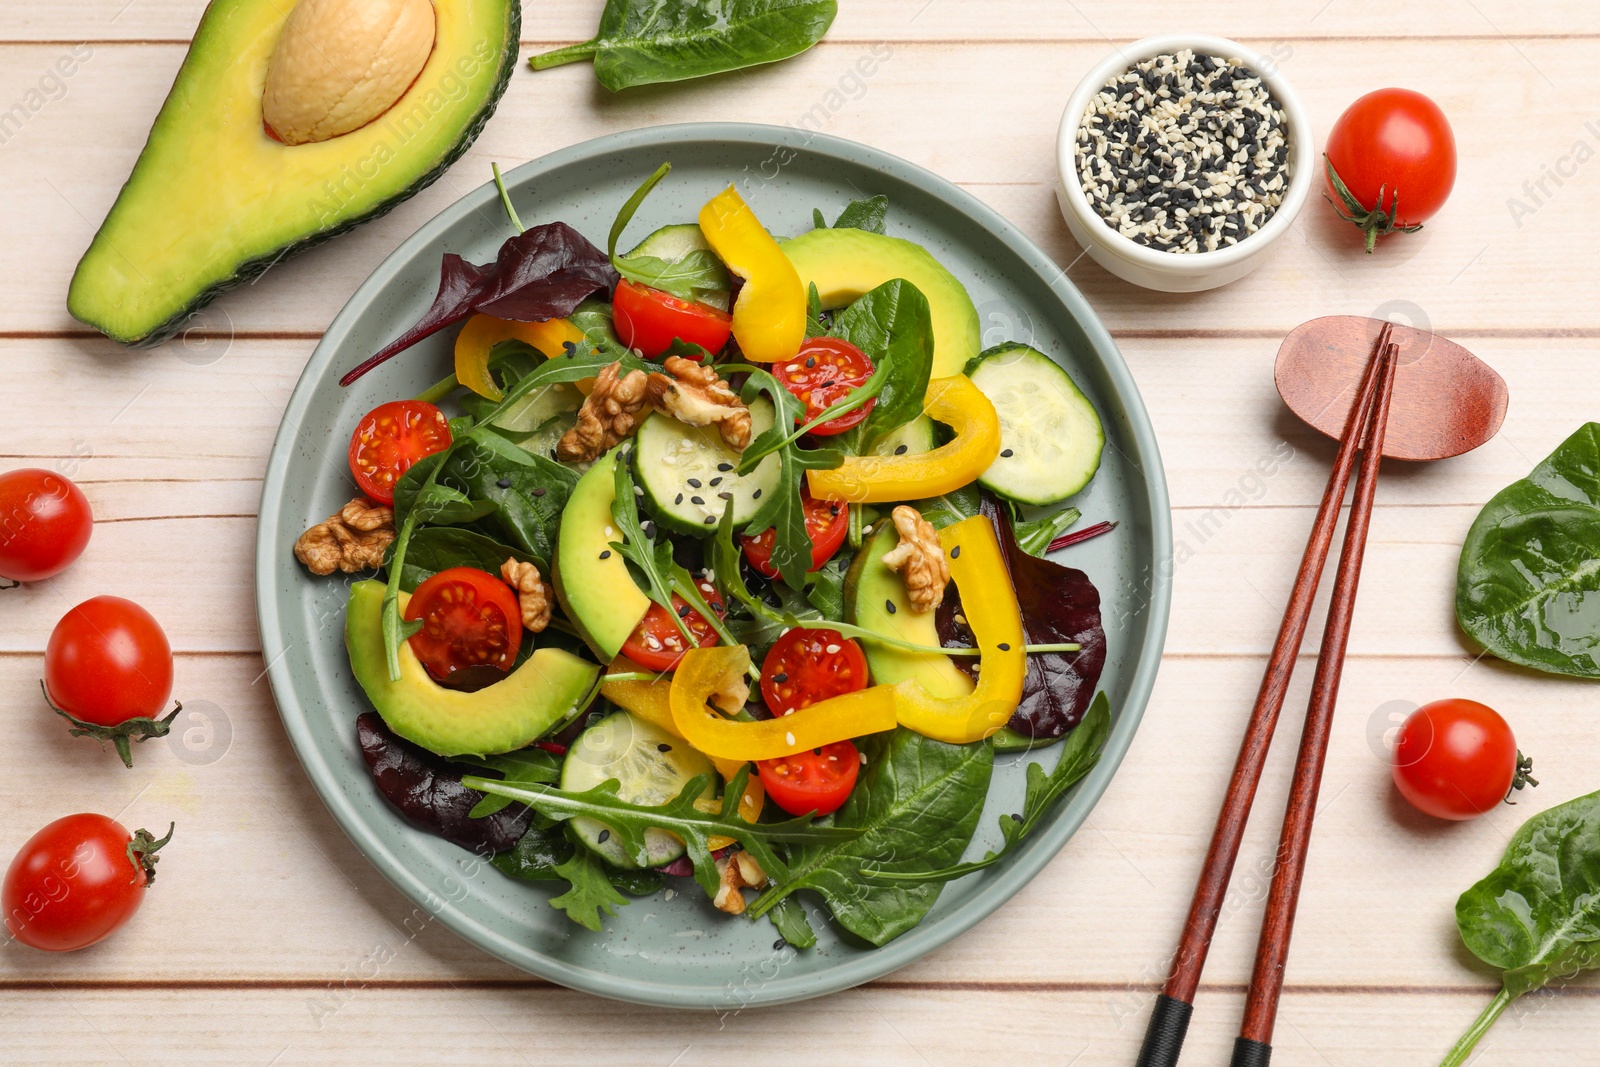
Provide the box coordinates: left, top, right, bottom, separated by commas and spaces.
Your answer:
68, 0, 521, 347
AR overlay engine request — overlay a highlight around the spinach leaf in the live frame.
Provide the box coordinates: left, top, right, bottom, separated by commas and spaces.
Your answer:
1440, 789, 1600, 1066
399, 528, 542, 592
549, 848, 633, 931
746, 729, 995, 946
804, 282, 829, 339
831, 195, 888, 234
1012, 504, 1082, 558
861, 693, 1110, 884
804, 555, 849, 621
767, 896, 818, 949
439, 431, 577, 562
491, 823, 575, 882
827, 279, 934, 446
913, 485, 981, 530
463, 766, 861, 904
1457, 423, 1600, 678
530, 0, 838, 92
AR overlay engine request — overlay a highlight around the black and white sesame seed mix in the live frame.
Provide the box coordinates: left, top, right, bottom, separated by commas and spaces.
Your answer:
1075, 50, 1291, 254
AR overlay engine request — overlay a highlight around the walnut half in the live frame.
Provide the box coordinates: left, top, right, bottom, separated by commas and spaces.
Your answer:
558, 361, 652, 463
499, 558, 551, 633
294, 498, 395, 575
880, 505, 950, 614
646, 356, 752, 451
713, 850, 769, 915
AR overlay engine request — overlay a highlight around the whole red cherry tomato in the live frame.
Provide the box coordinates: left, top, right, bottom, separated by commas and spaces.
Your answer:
348, 400, 452, 506
1391, 699, 1535, 821
45, 596, 176, 767
612, 280, 732, 359
0, 468, 93, 582
3, 814, 173, 951
1324, 88, 1456, 252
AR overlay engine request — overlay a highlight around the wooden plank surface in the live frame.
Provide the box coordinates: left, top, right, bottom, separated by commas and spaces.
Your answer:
2, 1, 1598, 1064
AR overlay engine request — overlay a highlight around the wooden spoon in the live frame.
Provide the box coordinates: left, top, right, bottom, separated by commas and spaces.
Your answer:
1276, 314, 1507, 460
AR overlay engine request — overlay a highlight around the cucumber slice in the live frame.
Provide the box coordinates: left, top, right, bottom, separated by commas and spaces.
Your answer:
493, 379, 582, 433
869, 415, 937, 458
513, 411, 578, 464
965, 344, 1104, 506
634, 398, 782, 535
625, 224, 729, 312
561, 711, 715, 868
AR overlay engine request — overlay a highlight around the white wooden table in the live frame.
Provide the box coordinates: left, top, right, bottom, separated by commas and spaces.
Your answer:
4, 3, 1598, 1063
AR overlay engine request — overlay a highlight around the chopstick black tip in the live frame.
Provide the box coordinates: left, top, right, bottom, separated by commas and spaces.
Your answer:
1230, 1037, 1273, 1067
1134, 994, 1193, 1067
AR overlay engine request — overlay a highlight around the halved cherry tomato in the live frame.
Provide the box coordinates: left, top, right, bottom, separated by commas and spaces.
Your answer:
3, 813, 172, 952
403, 567, 523, 687
772, 336, 875, 435
620, 579, 726, 672
758, 740, 860, 817
1392, 698, 1532, 821
0, 469, 93, 583
741, 488, 849, 578
759, 627, 868, 716
348, 400, 452, 506
612, 279, 732, 359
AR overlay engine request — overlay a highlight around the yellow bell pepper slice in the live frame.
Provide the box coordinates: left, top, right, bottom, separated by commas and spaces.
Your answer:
602, 661, 763, 835
453, 314, 589, 401
669, 646, 898, 762
697, 186, 805, 363
891, 516, 1027, 743
807, 375, 1001, 503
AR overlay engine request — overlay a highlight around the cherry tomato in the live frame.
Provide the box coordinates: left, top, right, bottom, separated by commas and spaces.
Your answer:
741, 489, 849, 578
758, 740, 860, 817
45, 597, 174, 727
1325, 88, 1457, 251
759, 627, 868, 716
403, 567, 523, 686
1392, 699, 1533, 821
3, 814, 172, 951
620, 580, 726, 672
348, 400, 452, 505
0, 468, 93, 583
612, 279, 733, 359
772, 337, 876, 435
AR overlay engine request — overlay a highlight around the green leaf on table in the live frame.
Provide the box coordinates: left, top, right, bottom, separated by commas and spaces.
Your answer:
529, 0, 839, 92
746, 729, 995, 946
860, 693, 1111, 884
1456, 423, 1600, 678
827, 279, 934, 446
1439, 789, 1600, 1066
548, 848, 633, 931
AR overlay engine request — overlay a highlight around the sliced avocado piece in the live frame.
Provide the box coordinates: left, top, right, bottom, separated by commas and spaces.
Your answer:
782, 227, 981, 378
345, 581, 599, 758
68, 0, 520, 346
845, 522, 973, 699
552, 447, 651, 661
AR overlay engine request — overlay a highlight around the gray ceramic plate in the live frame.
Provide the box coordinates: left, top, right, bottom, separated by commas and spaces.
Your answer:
257, 122, 1171, 1008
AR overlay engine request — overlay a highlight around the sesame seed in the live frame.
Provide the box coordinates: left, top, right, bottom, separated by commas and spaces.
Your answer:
752, 489, 762, 499
710, 477, 722, 486
633, 485, 644, 496
599, 550, 612, 560
894, 444, 908, 455
998, 642, 1012, 652
1000, 448, 1014, 458
658, 743, 672, 753
773, 672, 788, 683
691, 496, 705, 505
703, 516, 716, 524
496, 477, 512, 489
604, 526, 614, 538
805, 357, 816, 368
717, 462, 734, 472
687, 478, 702, 489
774, 938, 787, 950
675, 493, 684, 504
597, 829, 610, 843
825, 644, 841, 654
532, 487, 547, 497
717, 491, 732, 500
785, 732, 796, 745
885, 599, 897, 614
678, 605, 691, 618
951, 545, 961, 559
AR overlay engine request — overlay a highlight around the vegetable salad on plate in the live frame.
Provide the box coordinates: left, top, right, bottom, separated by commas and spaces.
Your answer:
297, 163, 1114, 945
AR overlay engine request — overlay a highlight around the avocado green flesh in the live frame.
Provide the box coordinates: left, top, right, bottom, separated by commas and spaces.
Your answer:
344, 581, 599, 758
845, 524, 973, 698
553, 448, 651, 661
67, 0, 520, 346
781, 227, 981, 378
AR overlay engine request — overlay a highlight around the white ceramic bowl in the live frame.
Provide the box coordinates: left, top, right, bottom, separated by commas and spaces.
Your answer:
1054, 34, 1315, 292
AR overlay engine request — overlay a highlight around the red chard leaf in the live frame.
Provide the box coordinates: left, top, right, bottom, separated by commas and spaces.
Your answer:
341, 222, 618, 386
936, 495, 1107, 740
356, 712, 532, 853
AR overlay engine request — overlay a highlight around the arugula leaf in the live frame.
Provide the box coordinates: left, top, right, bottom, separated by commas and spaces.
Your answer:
1012, 504, 1082, 558
831, 195, 889, 234
617, 248, 730, 306
461, 749, 564, 819
549, 848, 633, 931
811, 208, 827, 231
1439, 789, 1600, 1066
827, 279, 934, 446
1456, 423, 1600, 678
609, 451, 696, 645
804, 555, 849, 621
860, 693, 1111, 884
529, 0, 838, 92
804, 282, 829, 339
463, 766, 861, 904
747, 729, 994, 946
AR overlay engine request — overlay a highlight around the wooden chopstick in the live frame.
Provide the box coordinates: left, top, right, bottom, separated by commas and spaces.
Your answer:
1135, 323, 1395, 1067
1230, 341, 1400, 1066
